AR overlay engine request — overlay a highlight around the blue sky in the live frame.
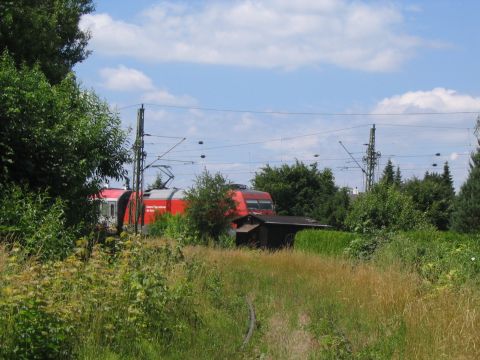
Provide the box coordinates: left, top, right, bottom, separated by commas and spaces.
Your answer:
75, 0, 480, 191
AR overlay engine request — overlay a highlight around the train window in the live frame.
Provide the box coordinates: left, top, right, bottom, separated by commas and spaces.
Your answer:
258, 200, 273, 210
110, 203, 115, 218
246, 199, 259, 209
101, 203, 109, 217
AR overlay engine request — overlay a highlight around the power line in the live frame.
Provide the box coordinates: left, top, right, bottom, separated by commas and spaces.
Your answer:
169, 125, 370, 153
144, 102, 480, 117
377, 123, 471, 130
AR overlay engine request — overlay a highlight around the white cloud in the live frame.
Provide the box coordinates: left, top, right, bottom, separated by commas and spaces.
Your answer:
99, 65, 198, 106
80, 0, 427, 71
373, 88, 480, 114
142, 89, 197, 106
100, 65, 154, 91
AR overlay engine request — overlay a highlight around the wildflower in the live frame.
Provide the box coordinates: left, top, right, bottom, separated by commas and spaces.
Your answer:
471, 257, 476, 261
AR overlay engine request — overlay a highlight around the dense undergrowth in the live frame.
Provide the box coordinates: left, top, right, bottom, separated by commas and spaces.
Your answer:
295, 229, 480, 288
0, 237, 247, 359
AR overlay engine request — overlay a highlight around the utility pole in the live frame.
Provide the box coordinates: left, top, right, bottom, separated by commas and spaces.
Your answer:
364, 124, 381, 192
131, 104, 145, 234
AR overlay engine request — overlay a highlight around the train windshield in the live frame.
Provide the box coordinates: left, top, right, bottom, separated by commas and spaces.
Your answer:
258, 200, 273, 210
246, 199, 260, 210
246, 199, 273, 211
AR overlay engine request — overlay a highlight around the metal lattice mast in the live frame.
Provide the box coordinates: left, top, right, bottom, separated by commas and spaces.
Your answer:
132, 104, 145, 234
364, 124, 380, 192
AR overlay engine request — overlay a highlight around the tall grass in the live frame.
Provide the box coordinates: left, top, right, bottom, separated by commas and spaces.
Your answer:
373, 230, 480, 287
294, 229, 356, 256
0, 237, 246, 359
189, 247, 480, 359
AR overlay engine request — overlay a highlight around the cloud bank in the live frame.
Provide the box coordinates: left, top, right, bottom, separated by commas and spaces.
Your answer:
81, 0, 427, 71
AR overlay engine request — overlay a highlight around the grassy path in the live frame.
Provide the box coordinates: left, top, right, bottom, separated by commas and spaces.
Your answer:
188, 247, 480, 359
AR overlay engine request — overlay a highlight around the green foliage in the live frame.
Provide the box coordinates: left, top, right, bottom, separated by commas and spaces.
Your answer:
344, 231, 392, 260
0, 238, 248, 359
0, 53, 130, 227
394, 166, 402, 187
252, 161, 348, 226
148, 213, 199, 244
0, 0, 94, 84
451, 142, 480, 232
380, 159, 395, 186
345, 184, 428, 233
374, 231, 480, 287
184, 170, 237, 243
403, 169, 454, 231
147, 173, 165, 190
0, 185, 75, 260
0, 238, 200, 359
295, 229, 357, 256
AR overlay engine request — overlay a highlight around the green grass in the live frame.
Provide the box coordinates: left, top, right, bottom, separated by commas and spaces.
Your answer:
373, 230, 480, 287
188, 247, 480, 359
2, 232, 480, 359
294, 229, 357, 256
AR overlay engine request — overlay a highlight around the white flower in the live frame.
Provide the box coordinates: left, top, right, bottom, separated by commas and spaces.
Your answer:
471, 257, 476, 261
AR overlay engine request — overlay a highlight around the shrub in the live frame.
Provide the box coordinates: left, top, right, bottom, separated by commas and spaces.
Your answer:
373, 231, 480, 287
184, 170, 237, 244
0, 237, 201, 359
345, 184, 428, 233
0, 185, 75, 260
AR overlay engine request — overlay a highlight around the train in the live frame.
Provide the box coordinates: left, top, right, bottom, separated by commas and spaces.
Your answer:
97, 186, 275, 233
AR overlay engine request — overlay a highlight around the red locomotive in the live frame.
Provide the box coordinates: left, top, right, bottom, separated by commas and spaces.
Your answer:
97, 186, 275, 233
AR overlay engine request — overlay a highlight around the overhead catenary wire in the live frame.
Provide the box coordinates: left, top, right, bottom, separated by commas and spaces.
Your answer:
143, 103, 480, 117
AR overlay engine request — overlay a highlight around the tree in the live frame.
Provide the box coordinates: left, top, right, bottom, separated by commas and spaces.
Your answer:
380, 159, 395, 186
451, 140, 480, 232
147, 173, 165, 190
0, 53, 130, 226
403, 170, 454, 231
442, 162, 455, 195
252, 161, 344, 225
394, 166, 402, 187
184, 170, 237, 242
0, 0, 94, 83
345, 183, 427, 233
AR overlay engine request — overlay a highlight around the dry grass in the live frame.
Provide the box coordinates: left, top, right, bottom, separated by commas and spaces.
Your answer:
0, 246, 7, 274
187, 247, 480, 359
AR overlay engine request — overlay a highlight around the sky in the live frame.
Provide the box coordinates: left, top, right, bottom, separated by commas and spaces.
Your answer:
75, 0, 480, 191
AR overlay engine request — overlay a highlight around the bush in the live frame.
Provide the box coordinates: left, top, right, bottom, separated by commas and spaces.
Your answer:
373, 231, 480, 287
0, 185, 75, 260
184, 170, 237, 244
0, 237, 201, 359
345, 184, 429, 233
295, 229, 356, 256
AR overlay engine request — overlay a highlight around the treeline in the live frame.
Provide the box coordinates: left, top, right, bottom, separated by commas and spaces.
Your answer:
0, 1, 129, 259
252, 137, 480, 233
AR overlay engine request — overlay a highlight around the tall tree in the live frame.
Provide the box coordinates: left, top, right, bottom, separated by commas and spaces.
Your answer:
442, 162, 455, 194
403, 171, 454, 231
380, 159, 395, 186
0, 0, 94, 83
394, 166, 402, 187
0, 54, 130, 226
252, 161, 345, 226
451, 126, 480, 232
